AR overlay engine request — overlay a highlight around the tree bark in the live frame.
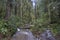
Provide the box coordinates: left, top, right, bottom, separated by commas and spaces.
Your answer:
5, 0, 12, 20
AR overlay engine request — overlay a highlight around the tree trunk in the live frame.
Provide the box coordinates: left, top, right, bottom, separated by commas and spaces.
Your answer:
5, 0, 12, 20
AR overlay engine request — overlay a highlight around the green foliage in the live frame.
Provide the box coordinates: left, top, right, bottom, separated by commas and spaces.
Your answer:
8, 15, 21, 27
0, 0, 60, 38
0, 19, 7, 35
0, 19, 17, 37
30, 0, 60, 36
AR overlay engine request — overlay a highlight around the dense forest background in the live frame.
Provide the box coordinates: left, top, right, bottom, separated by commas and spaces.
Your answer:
0, 0, 60, 40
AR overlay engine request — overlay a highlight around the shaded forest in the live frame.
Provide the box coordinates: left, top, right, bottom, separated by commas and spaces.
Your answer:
0, 0, 60, 40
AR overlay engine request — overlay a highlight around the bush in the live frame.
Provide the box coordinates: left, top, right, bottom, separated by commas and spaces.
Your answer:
0, 19, 17, 37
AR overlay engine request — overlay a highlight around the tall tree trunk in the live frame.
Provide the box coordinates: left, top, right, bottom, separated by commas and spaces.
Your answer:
15, 4, 17, 15
5, 0, 12, 20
